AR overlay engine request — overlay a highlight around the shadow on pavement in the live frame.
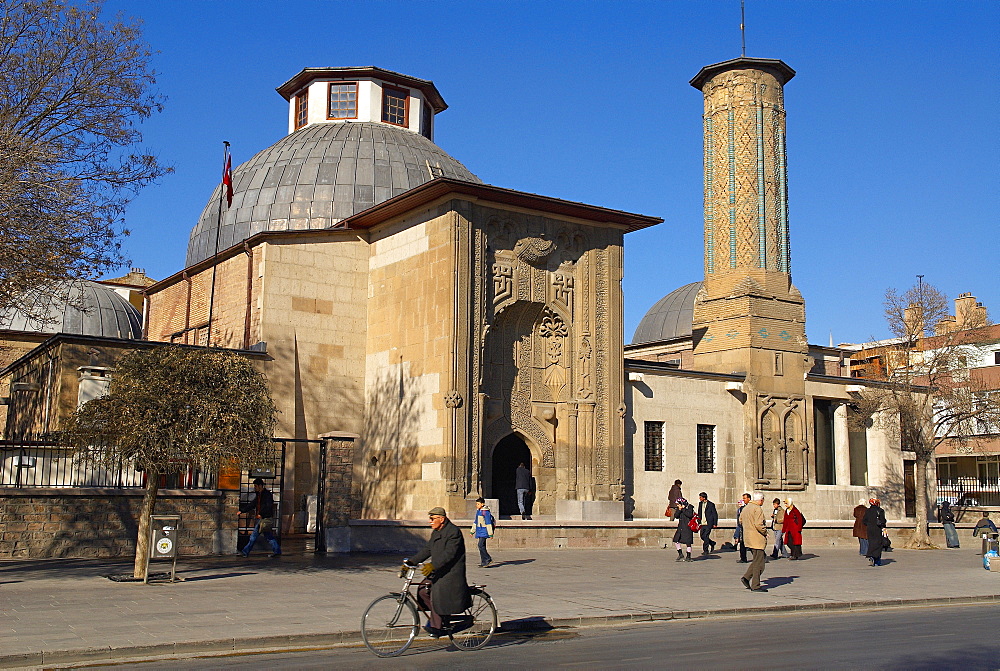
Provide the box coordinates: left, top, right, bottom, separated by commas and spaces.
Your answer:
488, 559, 535, 567
182, 571, 258, 582
762, 575, 798, 589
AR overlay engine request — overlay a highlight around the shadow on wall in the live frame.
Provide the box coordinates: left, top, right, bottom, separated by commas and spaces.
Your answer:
872, 449, 907, 519
41, 496, 139, 558
356, 363, 421, 518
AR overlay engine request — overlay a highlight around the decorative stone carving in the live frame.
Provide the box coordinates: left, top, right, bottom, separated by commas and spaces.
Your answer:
513, 237, 554, 265
755, 393, 807, 490
444, 390, 463, 409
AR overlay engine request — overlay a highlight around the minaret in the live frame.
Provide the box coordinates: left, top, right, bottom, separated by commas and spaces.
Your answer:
689, 57, 807, 391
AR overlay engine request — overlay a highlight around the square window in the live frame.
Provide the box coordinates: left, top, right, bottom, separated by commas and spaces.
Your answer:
644, 421, 664, 472
382, 86, 408, 126
327, 82, 358, 119
696, 424, 716, 473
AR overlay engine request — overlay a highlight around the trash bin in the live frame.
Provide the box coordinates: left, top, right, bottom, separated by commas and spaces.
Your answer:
147, 514, 181, 583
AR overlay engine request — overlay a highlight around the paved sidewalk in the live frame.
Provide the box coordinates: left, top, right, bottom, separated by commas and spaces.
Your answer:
2, 542, 998, 668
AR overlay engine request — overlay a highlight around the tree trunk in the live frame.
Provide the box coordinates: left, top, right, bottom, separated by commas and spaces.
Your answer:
133, 472, 160, 579
904, 456, 935, 549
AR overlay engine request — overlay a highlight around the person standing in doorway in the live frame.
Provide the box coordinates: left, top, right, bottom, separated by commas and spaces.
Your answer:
739, 493, 769, 592
783, 498, 805, 560
770, 498, 788, 559
515, 462, 532, 520
697, 492, 718, 554
240, 478, 281, 558
938, 501, 960, 548
666, 479, 683, 520
863, 498, 887, 566
471, 497, 494, 567
853, 499, 869, 557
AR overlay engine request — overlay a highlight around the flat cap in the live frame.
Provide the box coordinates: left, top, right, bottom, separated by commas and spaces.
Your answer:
428, 507, 447, 517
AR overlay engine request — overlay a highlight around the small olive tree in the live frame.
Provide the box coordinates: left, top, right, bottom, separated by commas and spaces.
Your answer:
853, 282, 1000, 548
63, 345, 276, 578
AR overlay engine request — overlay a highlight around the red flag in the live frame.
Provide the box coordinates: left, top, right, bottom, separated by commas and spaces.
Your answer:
222, 153, 233, 207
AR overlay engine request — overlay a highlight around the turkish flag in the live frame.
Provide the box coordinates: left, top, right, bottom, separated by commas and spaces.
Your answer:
222, 154, 233, 207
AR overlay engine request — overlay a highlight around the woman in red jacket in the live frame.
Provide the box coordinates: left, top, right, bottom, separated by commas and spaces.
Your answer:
782, 498, 805, 560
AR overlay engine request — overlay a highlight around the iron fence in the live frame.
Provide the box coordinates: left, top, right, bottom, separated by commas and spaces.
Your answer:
937, 476, 1000, 507
0, 440, 215, 489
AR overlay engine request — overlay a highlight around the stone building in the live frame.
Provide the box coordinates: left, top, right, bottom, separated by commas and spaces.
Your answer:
2, 57, 914, 557
142, 66, 660, 529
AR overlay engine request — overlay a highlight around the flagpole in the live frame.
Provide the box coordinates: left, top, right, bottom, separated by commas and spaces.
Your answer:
206, 141, 230, 347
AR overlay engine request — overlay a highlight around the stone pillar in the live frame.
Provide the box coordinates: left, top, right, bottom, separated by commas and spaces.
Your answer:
578, 400, 595, 500
834, 402, 852, 486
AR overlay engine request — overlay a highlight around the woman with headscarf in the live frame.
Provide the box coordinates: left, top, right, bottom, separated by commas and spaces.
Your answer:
852, 499, 869, 556
863, 497, 887, 566
938, 501, 960, 548
671, 497, 696, 562
782, 498, 805, 560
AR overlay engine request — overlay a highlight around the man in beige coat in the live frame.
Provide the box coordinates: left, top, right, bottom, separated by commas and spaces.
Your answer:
740, 493, 769, 592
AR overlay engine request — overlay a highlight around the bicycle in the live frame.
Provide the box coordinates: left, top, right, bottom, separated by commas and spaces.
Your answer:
361, 561, 498, 657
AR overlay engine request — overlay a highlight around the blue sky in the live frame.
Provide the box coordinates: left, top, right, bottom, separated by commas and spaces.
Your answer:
104, 0, 999, 346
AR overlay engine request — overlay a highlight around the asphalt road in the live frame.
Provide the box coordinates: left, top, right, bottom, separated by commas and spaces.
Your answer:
79, 603, 1000, 670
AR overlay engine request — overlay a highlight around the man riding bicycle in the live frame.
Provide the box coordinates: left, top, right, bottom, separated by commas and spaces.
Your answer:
404, 506, 473, 638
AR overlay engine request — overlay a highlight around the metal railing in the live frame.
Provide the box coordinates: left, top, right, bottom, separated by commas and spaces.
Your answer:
936, 476, 1000, 507
0, 440, 215, 489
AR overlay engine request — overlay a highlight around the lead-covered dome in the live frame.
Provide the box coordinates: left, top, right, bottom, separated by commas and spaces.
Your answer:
631, 281, 702, 344
0, 280, 143, 339
186, 122, 481, 266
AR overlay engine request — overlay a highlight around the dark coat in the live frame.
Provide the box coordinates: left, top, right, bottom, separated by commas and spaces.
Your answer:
667, 484, 683, 510
515, 466, 532, 491
240, 488, 275, 518
852, 505, 868, 539
698, 499, 718, 528
411, 519, 472, 615
863, 504, 886, 559
672, 504, 696, 545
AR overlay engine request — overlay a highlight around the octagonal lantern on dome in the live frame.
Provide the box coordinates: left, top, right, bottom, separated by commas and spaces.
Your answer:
186, 66, 482, 268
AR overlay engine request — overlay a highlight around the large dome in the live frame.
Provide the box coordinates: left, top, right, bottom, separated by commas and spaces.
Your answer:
186, 122, 481, 266
0, 280, 143, 339
631, 281, 702, 344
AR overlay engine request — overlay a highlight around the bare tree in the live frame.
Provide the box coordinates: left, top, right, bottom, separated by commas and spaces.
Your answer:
0, 0, 170, 319
63, 346, 277, 579
853, 282, 1000, 548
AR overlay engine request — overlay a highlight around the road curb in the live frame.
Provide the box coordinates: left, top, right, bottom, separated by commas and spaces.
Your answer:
3, 594, 998, 668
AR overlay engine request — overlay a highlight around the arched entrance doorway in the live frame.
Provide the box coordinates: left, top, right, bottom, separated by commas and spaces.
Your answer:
491, 434, 532, 518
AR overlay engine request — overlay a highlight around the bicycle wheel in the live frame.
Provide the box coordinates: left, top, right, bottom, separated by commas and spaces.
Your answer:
361, 594, 419, 657
450, 589, 497, 651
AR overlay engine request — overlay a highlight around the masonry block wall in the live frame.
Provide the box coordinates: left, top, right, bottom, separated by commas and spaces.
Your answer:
0, 488, 239, 559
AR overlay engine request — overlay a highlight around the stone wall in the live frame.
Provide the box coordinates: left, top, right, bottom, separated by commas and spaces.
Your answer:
0, 488, 239, 559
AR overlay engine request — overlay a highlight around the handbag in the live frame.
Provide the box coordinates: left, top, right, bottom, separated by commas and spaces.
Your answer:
259, 517, 274, 533
688, 514, 700, 532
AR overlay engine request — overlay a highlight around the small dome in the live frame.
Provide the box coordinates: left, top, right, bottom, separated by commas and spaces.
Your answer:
0, 280, 143, 339
631, 281, 702, 344
186, 122, 481, 266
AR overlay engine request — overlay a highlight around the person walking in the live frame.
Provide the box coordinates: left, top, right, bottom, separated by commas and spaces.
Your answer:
407, 506, 472, 637
863, 497, 887, 566
739, 493, 769, 592
471, 497, 495, 567
972, 512, 998, 555
782, 498, 805, 560
770, 498, 788, 559
852, 499, 869, 557
515, 462, 532, 520
671, 497, 696, 562
239, 477, 281, 558
938, 501, 960, 548
666, 479, 684, 520
734, 493, 750, 563
697, 492, 718, 554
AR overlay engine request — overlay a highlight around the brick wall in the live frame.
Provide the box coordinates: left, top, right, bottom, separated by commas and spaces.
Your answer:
0, 488, 239, 559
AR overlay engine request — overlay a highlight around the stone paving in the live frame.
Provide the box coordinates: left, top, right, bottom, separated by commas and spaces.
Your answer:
1, 541, 998, 667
